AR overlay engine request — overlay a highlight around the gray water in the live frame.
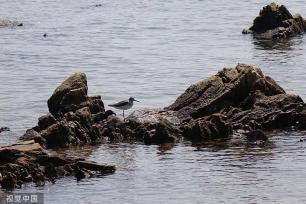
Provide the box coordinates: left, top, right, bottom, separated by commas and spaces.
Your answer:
0, 0, 306, 203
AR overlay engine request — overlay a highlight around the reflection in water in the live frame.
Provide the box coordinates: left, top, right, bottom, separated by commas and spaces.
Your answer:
252, 37, 303, 50
157, 143, 175, 154
251, 36, 304, 65
53, 143, 101, 158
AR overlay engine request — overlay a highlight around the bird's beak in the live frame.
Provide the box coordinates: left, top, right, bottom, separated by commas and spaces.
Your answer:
135, 99, 140, 102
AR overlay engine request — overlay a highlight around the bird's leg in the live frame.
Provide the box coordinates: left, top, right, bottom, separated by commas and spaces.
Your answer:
123, 110, 125, 119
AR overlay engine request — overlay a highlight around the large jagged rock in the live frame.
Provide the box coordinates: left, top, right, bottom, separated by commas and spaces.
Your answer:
243, 3, 306, 39
0, 140, 115, 190
166, 64, 285, 119
22, 73, 107, 148
0, 19, 23, 27
167, 64, 306, 135
47, 72, 90, 116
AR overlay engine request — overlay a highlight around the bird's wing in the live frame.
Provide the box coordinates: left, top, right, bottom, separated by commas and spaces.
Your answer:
109, 100, 129, 107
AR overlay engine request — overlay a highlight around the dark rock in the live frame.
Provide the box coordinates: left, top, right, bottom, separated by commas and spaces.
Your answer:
44, 163, 57, 182
0, 127, 10, 133
36, 155, 70, 166
23, 73, 107, 149
41, 121, 71, 148
182, 114, 232, 142
76, 161, 115, 174
246, 130, 268, 142
167, 63, 306, 141
99, 113, 181, 145
143, 119, 179, 145
0, 172, 17, 189
105, 109, 116, 116
47, 72, 88, 116
20, 129, 41, 140
38, 113, 56, 130
74, 166, 86, 181
0, 140, 115, 190
243, 3, 305, 39
166, 64, 284, 119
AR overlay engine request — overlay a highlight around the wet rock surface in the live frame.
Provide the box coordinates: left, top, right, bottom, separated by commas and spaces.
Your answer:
167, 64, 306, 135
243, 3, 306, 39
22, 72, 106, 149
0, 140, 115, 189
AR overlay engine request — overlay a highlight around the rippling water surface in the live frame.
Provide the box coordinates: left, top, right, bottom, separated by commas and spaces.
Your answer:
1, 0, 306, 203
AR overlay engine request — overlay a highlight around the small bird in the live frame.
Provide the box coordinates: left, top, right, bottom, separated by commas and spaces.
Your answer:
109, 97, 140, 118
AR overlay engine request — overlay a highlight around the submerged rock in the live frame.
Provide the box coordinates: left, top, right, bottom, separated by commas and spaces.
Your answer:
0, 127, 10, 133
0, 140, 115, 189
246, 130, 268, 144
0, 19, 23, 27
243, 3, 306, 39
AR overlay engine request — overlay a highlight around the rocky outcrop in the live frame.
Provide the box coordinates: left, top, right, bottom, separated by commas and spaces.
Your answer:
23, 65, 306, 149
0, 140, 115, 189
101, 64, 306, 144
22, 73, 108, 149
47, 73, 92, 116
0, 73, 117, 190
166, 64, 306, 133
243, 3, 306, 39
8, 64, 306, 188
0, 19, 23, 27
22, 74, 183, 147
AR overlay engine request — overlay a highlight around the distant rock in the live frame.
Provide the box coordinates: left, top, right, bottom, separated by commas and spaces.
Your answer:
0, 127, 10, 133
0, 19, 23, 27
243, 3, 306, 39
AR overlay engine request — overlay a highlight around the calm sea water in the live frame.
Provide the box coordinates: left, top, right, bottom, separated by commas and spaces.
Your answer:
1, 0, 306, 203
